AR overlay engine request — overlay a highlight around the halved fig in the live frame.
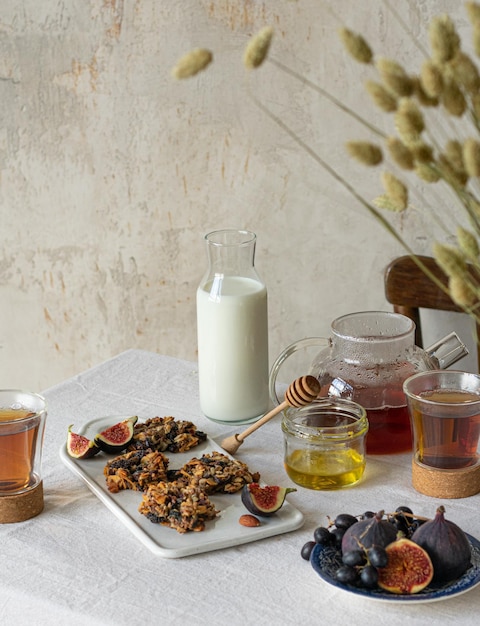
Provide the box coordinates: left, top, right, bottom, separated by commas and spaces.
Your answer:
377, 538, 433, 594
67, 425, 100, 459
241, 483, 296, 517
94, 416, 138, 454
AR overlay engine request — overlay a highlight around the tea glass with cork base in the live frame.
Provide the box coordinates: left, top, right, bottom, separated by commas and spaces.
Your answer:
0, 390, 47, 523
403, 371, 480, 498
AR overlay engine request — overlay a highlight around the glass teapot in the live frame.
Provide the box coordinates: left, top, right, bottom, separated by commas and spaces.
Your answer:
269, 311, 468, 454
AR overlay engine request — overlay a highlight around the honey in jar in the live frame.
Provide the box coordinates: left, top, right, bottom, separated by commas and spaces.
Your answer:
282, 398, 368, 490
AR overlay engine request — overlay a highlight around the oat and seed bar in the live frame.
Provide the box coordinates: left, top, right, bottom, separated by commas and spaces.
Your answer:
128, 416, 207, 453
139, 481, 219, 533
170, 450, 261, 494
104, 449, 169, 493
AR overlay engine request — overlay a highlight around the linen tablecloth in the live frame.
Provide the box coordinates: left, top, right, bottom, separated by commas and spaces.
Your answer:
1, 349, 479, 625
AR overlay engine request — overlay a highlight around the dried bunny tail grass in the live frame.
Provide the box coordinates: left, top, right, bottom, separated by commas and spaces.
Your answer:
457, 226, 480, 259
429, 14, 460, 64
473, 26, 480, 58
466, 194, 480, 221
466, 2, 480, 27
440, 140, 468, 186
373, 194, 406, 212
433, 242, 468, 277
171, 48, 213, 79
244, 26, 274, 69
449, 274, 478, 307
376, 57, 414, 97
394, 98, 425, 145
412, 76, 439, 107
420, 60, 444, 97
444, 140, 465, 170
267, 57, 386, 138
346, 141, 383, 165
472, 92, 480, 120
338, 28, 373, 64
415, 162, 441, 182
450, 52, 480, 94
381, 171, 408, 210
411, 141, 434, 164
463, 138, 480, 177
441, 77, 467, 116
365, 80, 398, 112
438, 155, 468, 187
386, 136, 414, 170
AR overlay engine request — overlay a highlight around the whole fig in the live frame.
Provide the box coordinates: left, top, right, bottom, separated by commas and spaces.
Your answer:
341, 510, 397, 553
411, 506, 472, 583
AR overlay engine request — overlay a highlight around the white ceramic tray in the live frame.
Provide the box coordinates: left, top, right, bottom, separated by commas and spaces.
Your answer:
59, 415, 304, 558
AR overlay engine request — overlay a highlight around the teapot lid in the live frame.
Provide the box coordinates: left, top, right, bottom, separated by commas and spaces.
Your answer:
331, 311, 416, 361
332, 311, 415, 342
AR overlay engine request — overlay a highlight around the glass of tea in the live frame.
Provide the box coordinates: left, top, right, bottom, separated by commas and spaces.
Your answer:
0, 390, 47, 523
403, 371, 480, 471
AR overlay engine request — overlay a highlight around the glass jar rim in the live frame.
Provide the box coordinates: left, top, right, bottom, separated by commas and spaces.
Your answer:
282, 397, 368, 440
403, 370, 480, 405
0, 389, 46, 424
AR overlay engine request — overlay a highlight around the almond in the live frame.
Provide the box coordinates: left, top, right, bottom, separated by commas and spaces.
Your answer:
239, 514, 261, 527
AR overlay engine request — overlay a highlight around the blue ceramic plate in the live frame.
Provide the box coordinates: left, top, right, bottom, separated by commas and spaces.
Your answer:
311, 533, 480, 603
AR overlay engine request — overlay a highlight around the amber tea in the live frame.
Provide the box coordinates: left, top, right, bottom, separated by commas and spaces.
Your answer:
411, 389, 480, 470
0, 407, 40, 493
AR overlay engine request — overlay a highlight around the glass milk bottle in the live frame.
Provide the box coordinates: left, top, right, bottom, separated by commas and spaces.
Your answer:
196, 229, 269, 423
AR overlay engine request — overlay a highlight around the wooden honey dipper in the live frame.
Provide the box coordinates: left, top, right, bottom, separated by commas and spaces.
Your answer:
220, 375, 321, 455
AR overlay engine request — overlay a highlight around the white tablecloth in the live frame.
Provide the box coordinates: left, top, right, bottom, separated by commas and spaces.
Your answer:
1, 349, 479, 625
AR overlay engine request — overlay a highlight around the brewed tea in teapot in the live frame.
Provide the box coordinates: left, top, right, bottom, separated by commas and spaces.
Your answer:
269, 311, 468, 454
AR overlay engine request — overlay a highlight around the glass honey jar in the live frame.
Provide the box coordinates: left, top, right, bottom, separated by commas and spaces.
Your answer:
282, 398, 368, 490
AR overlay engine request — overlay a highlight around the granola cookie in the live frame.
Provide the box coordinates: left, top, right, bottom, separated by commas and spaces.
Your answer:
139, 481, 219, 533
170, 450, 261, 494
129, 416, 207, 453
104, 449, 169, 493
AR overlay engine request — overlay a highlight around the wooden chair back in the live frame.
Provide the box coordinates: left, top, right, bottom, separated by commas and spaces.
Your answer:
384, 254, 480, 371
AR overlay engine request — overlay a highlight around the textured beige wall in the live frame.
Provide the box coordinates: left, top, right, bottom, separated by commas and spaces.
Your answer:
0, 1, 475, 391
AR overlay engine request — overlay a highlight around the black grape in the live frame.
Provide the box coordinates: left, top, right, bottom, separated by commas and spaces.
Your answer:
330, 526, 346, 547
360, 565, 379, 588
335, 565, 358, 584
313, 526, 332, 545
300, 541, 316, 561
395, 506, 413, 516
368, 546, 388, 568
334, 513, 358, 530
342, 549, 366, 567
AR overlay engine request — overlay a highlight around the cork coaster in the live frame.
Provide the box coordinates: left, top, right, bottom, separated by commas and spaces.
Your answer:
0, 481, 44, 523
412, 455, 480, 499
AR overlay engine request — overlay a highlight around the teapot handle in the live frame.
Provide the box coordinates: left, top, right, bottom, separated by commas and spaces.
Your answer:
269, 337, 330, 405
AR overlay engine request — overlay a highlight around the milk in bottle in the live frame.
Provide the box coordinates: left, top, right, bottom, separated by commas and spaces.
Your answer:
196, 230, 269, 423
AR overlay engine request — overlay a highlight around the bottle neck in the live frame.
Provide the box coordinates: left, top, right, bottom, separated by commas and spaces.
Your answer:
205, 229, 257, 277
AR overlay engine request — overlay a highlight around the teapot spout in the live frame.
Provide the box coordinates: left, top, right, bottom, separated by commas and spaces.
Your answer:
425, 331, 469, 369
